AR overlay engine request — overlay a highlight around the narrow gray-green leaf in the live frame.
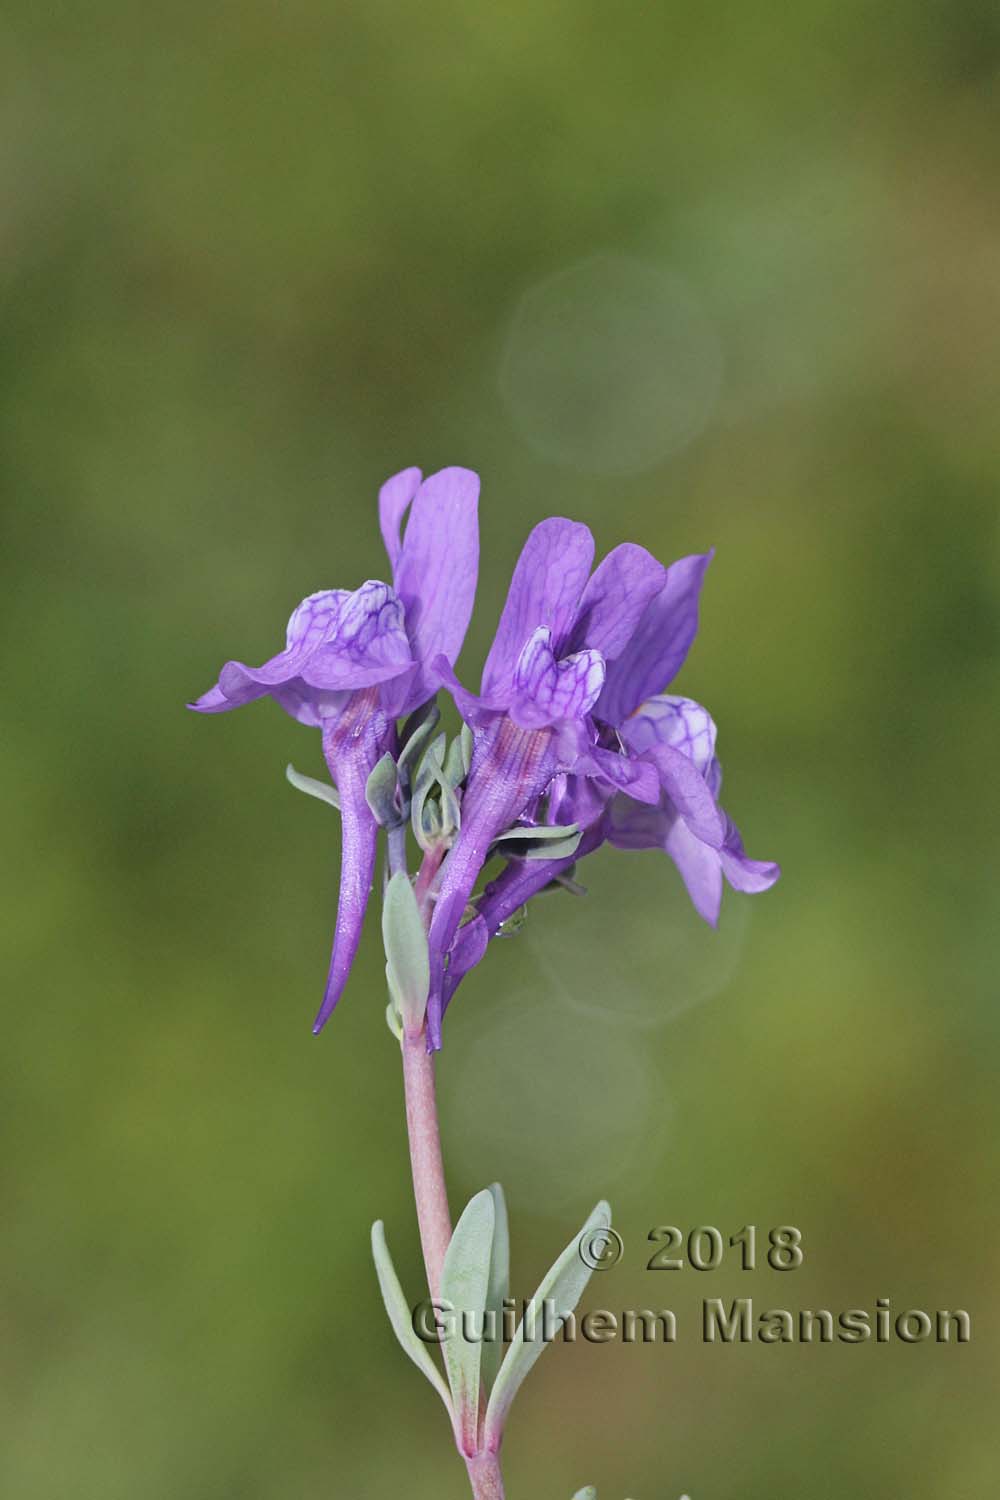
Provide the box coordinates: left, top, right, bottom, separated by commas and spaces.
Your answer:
382, 873, 429, 1032
493, 821, 580, 846
484, 1200, 611, 1446
285, 763, 340, 811
370, 1221, 452, 1416
440, 1188, 495, 1451
518, 831, 581, 861
491, 823, 581, 861
482, 1183, 510, 1391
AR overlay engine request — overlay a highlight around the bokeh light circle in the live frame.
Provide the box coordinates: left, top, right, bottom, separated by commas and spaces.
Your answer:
498, 252, 723, 474
442, 1000, 667, 1217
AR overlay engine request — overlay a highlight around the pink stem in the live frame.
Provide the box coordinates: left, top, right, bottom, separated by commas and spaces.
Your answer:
401, 848, 506, 1500
465, 1451, 506, 1500
401, 1027, 452, 1302
413, 840, 445, 914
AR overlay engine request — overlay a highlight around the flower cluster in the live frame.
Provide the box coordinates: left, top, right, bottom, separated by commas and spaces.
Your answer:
191, 465, 778, 1041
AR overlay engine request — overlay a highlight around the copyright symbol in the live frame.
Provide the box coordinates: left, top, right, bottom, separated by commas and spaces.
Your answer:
578, 1225, 623, 1270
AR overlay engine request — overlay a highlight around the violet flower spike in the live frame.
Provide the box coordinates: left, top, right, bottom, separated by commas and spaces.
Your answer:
188, 465, 480, 1032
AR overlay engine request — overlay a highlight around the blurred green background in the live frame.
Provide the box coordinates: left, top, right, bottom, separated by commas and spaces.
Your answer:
3, 3, 999, 1497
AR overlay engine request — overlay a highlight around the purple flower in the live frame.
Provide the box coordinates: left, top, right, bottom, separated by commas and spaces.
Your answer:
605, 693, 779, 923
425, 519, 676, 1045
436, 541, 779, 1020
190, 465, 480, 1031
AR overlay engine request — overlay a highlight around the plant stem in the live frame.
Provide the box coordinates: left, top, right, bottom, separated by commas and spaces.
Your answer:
386, 821, 408, 878
400, 846, 507, 1500
401, 1027, 452, 1301
465, 1451, 506, 1500
413, 840, 445, 913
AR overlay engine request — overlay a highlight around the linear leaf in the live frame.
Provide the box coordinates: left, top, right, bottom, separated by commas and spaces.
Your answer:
382, 873, 430, 1032
285, 763, 340, 810
440, 1188, 495, 1452
370, 1221, 452, 1416
484, 1200, 611, 1446
482, 1182, 510, 1390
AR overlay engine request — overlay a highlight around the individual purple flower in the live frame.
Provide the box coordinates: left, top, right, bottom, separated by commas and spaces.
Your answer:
425, 518, 674, 1046
605, 693, 779, 923
437, 547, 779, 1015
190, 465, 480, 1031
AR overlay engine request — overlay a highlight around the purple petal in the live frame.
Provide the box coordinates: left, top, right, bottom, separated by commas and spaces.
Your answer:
214, 589, 344, 695
313, 698, 392, 1032
551, 719, 660, 804
548, 771, 612, 830
481, 518, 595, 701
442, 913, 489, 1007
606, 794, 721, 923
583, 744, 661, 804
271, 683, 351, 728
301, 580, 412, 689
597, 552, 713, 726
719, 814, 781, 894
431, 656, 501, 729
665, 816, 724, 926
568, 543, 667, 659
622, 694, 717, 776
642, 741, 725, 847
194, 584, 411, 720
389, 467, 480, 713
189, 680, 268, 714
605, 792, 669, 850
286, 589, 349, 652
379, 466, 422, 571
509, 628, 605, 729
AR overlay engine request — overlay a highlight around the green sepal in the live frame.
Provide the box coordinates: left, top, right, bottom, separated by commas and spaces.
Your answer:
371, 1221, 453, 1417
382, 872, 430, 1033
398, 701, 442, 780
365, 752, 402, 828
285, 763, 340, 811
411, 731, 461, 849
438, 776, 462, 838
411, 732, 445, 851
443, 733, 467, 788
460, 722, 474, 776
